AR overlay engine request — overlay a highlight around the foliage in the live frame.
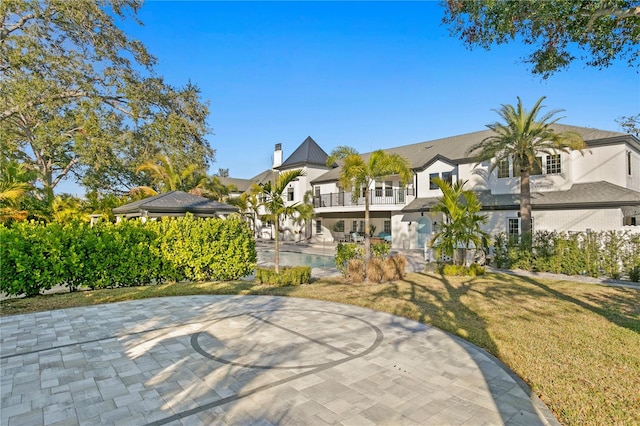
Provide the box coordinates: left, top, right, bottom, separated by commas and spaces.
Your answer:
335, 243, 364, 274
0, 160, 34, 222
0, 216, 256, 297
1, 0, 214, 196
493, 230, 640, 280
257, 169, 307, 273
430, 178, 488, 265
371, 241, 390, 259
345, 259, 365, 283
467, 96, 585, 235
255, 266, 311, 286
149, 215, 256, 282
616, 114, 640, 136
440, 263, 485, 277
326, 146, 412, 261
442, 0, 640, 78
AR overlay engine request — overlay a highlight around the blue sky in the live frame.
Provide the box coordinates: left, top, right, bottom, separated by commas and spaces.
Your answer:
68, 1, 640, 191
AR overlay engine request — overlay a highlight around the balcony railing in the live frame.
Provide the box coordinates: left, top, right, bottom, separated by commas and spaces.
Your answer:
313, 188, 414, 208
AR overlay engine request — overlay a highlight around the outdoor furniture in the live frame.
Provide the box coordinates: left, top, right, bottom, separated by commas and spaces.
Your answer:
351, 232, 364, 244
377, 232, 392, 243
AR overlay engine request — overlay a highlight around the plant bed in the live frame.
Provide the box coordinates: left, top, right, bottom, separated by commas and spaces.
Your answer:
255, 266, 311, 286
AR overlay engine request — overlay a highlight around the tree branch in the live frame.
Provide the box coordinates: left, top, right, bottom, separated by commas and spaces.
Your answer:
0, 13, 36, 42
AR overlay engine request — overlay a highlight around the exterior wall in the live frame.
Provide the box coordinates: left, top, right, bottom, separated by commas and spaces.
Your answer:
572, 143, 626, 187
415, 161, 458, 198
626, 147, 640, 191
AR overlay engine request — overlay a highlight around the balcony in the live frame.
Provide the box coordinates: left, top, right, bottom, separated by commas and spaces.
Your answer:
313, 188, 414, 208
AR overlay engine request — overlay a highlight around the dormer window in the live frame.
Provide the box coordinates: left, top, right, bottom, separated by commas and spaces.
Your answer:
546, 154, 562, 175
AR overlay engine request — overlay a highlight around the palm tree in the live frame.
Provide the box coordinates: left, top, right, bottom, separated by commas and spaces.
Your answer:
430, 178, 488, 266
227, 185, 262, 237
468, 96, 585, 236
258, 169, 306, 273
326, 147, 412, 261
0, 161, 34, 223
136, 154, 205, 193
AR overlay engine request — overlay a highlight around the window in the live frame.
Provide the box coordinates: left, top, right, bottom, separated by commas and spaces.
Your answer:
442, 171, 452, 185
623, 216, 637, 226
429, 173, 439, 189
531, 156, 543, 175
497, 159, 510, 178
359, 220, 365, 233
287, 186, 294, 201
375, 181, 383, 197
546, 154, 562, 174
352, 220, 358, 232
385, 181, 393, 197
508, 218, 520, 242
334, 220, 345, 232
316, 220, 322, 234
628, 152, 633, 176
383, 220, 391, 233
314, 186, 320, 197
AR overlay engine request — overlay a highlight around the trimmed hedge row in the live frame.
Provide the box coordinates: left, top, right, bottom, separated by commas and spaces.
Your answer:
494, 230, 640, 281
0, 216, 256, 297
255, 266, 311, 286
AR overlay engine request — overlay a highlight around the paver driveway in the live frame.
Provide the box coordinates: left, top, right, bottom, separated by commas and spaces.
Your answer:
1, 296, 558, 425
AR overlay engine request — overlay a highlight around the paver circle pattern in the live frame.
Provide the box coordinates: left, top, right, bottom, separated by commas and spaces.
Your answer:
0, 295, 559, 425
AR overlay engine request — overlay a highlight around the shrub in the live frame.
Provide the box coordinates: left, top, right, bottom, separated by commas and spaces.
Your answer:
384, 254, 407, 280
371, 242, 390, 259
335, 243, 363, 274
255, 266, 311, 286
440, 263, 485, 276
346, 259, 365, 283
365, 258, 384, 283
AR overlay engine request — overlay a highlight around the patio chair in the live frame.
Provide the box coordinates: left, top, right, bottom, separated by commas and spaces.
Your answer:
351, 232, 364, 244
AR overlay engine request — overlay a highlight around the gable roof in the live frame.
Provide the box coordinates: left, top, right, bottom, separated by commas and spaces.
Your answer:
113, 191, 238, 216
218, 177, 252, 193
278, 136, 329, 169
311, 124, 630, 184
403, 181, 640, 212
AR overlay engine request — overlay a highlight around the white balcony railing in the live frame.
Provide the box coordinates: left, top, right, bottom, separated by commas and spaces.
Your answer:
313, 188, 414, 208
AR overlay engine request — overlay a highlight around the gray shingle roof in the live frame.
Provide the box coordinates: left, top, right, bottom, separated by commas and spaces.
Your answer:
113, 191, 238, 215
312, 124, 631, 184
403, 181, 640, 212
279, 136, 329, 169
218, 177, 252, 193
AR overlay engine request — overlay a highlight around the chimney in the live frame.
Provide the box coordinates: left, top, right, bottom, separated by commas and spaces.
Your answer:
273, 143, 282, 168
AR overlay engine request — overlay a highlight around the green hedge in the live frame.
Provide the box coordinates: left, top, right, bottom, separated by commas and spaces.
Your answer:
493, 230, 640, 281
0, 216, 256, 297
255, 266, 311, 286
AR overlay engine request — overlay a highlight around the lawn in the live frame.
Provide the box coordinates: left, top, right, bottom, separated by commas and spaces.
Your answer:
1, 271, 639, 425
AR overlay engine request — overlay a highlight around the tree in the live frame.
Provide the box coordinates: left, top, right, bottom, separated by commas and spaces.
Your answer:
326, 147, 412, 262
430, 178, 488, 266
258, 170, 305, 273
1, 0, 214, 197
0, 161, 33, 222
442, 0, 640, 78
228, 185, 262, 237
616, 114, 640, 136
467, 96, 585, 236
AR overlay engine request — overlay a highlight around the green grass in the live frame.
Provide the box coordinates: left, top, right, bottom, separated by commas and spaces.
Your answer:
2, 272, 639, 425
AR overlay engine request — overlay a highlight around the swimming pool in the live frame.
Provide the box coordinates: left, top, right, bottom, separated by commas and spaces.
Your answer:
257, 250, 336, 269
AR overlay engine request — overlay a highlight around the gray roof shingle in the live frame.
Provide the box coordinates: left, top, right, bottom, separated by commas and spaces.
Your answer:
279, 136, 329, 169
113, 191, 238, 214
403, 181, 640, 212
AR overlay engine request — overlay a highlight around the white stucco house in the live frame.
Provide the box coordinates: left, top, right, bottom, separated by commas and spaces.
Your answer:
233, 126, 640, 249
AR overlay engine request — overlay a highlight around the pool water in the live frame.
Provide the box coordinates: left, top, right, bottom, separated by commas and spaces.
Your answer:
257, 251, 336, 269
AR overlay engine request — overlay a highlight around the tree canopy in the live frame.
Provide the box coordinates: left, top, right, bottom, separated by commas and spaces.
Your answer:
1, 0, 214, 198
442, 0, 640, 78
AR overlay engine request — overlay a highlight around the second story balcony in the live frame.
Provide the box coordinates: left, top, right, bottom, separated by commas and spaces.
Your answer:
313, 188, 414, 208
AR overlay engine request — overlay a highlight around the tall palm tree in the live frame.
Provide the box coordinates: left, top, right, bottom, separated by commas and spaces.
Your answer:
258, 169, 306, 273
467, 96, 585, 236
430, 178, 488, 266
227, 185, 262, 237
326, 147, 412, 261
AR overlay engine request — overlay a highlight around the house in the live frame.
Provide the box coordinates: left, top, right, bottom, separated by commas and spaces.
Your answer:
236, 126, 640, 248
113, 190, 238, 222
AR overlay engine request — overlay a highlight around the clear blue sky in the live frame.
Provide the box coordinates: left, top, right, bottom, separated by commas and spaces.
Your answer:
66, 1, 640, 192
